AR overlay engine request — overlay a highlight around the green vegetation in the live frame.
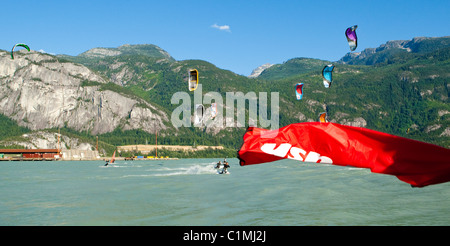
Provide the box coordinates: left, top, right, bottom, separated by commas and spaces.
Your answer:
118, 147, 237, 159
0, 114, 30, 141
1, 38, 449, 157
258, 57, 330, 80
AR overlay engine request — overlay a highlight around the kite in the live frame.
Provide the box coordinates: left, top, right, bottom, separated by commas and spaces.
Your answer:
318, 112, 328, 123
322, 64, 334, 88
11, 43, 30, 59
237, 122, 450, 187
189, 69, 198, 91
345, 25, 358, 51
211, 103, 217, 119
194, 104, 204, 126
295, 83, 304, 100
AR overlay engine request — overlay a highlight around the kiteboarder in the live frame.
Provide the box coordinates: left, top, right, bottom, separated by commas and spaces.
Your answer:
215, 161, 222, 169
222, 159, 230, 174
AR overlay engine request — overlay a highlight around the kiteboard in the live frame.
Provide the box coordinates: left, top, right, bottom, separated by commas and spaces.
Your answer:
218, 169, 230, 175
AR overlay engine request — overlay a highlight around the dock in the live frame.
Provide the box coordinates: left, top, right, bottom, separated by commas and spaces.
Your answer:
0, 157, 59, 161
0, 149, 178, 161
0, 149, 61, 161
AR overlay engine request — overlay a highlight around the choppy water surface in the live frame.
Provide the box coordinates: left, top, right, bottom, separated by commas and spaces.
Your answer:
1, 158, 449, 225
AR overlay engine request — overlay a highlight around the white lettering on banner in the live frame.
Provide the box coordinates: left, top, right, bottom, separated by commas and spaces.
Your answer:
260, 143, 291, 157
288, 146, 307, 161
260, 143, 333, 164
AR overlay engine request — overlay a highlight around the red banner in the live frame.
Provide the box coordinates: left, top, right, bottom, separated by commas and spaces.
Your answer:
238, 122, 450, 187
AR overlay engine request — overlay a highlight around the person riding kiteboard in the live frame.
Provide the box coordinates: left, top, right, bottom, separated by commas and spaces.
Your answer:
221, 158, 230, 174
215, 161, 222, 169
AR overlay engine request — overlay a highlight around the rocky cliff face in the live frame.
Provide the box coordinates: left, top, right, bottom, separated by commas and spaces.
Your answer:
77, 44, 174, 61
248, 63, 273, 78
0, 50, 169, 135
0, 131, 94, 150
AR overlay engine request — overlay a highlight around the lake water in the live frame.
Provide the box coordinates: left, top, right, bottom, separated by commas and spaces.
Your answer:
1, 158, 449, 226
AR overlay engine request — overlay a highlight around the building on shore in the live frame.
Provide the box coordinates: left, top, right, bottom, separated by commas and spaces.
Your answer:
0, 149, 61, 161
0, 149, 102, 161
60, 149, 100, 161
0, 148, 181, 161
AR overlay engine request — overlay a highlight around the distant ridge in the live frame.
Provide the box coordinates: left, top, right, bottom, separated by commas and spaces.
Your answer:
255, 57, 330, 80
248, 63, 274, 78
338, 36, 450, 65
58, 44, 175, 62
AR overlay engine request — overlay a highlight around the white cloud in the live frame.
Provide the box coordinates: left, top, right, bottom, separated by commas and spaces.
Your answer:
211, 23, 231, 32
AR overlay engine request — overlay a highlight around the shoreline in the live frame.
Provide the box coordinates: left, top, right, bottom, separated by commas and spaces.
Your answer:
117, 144, 224, 153
0, 157, 180, 161
0, 144, 234, 161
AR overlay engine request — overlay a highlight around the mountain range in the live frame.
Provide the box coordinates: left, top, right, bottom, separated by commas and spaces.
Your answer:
0, 36, 448, 155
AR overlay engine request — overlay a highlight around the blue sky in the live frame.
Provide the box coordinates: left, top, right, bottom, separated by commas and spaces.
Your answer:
1, 0, 449, 76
